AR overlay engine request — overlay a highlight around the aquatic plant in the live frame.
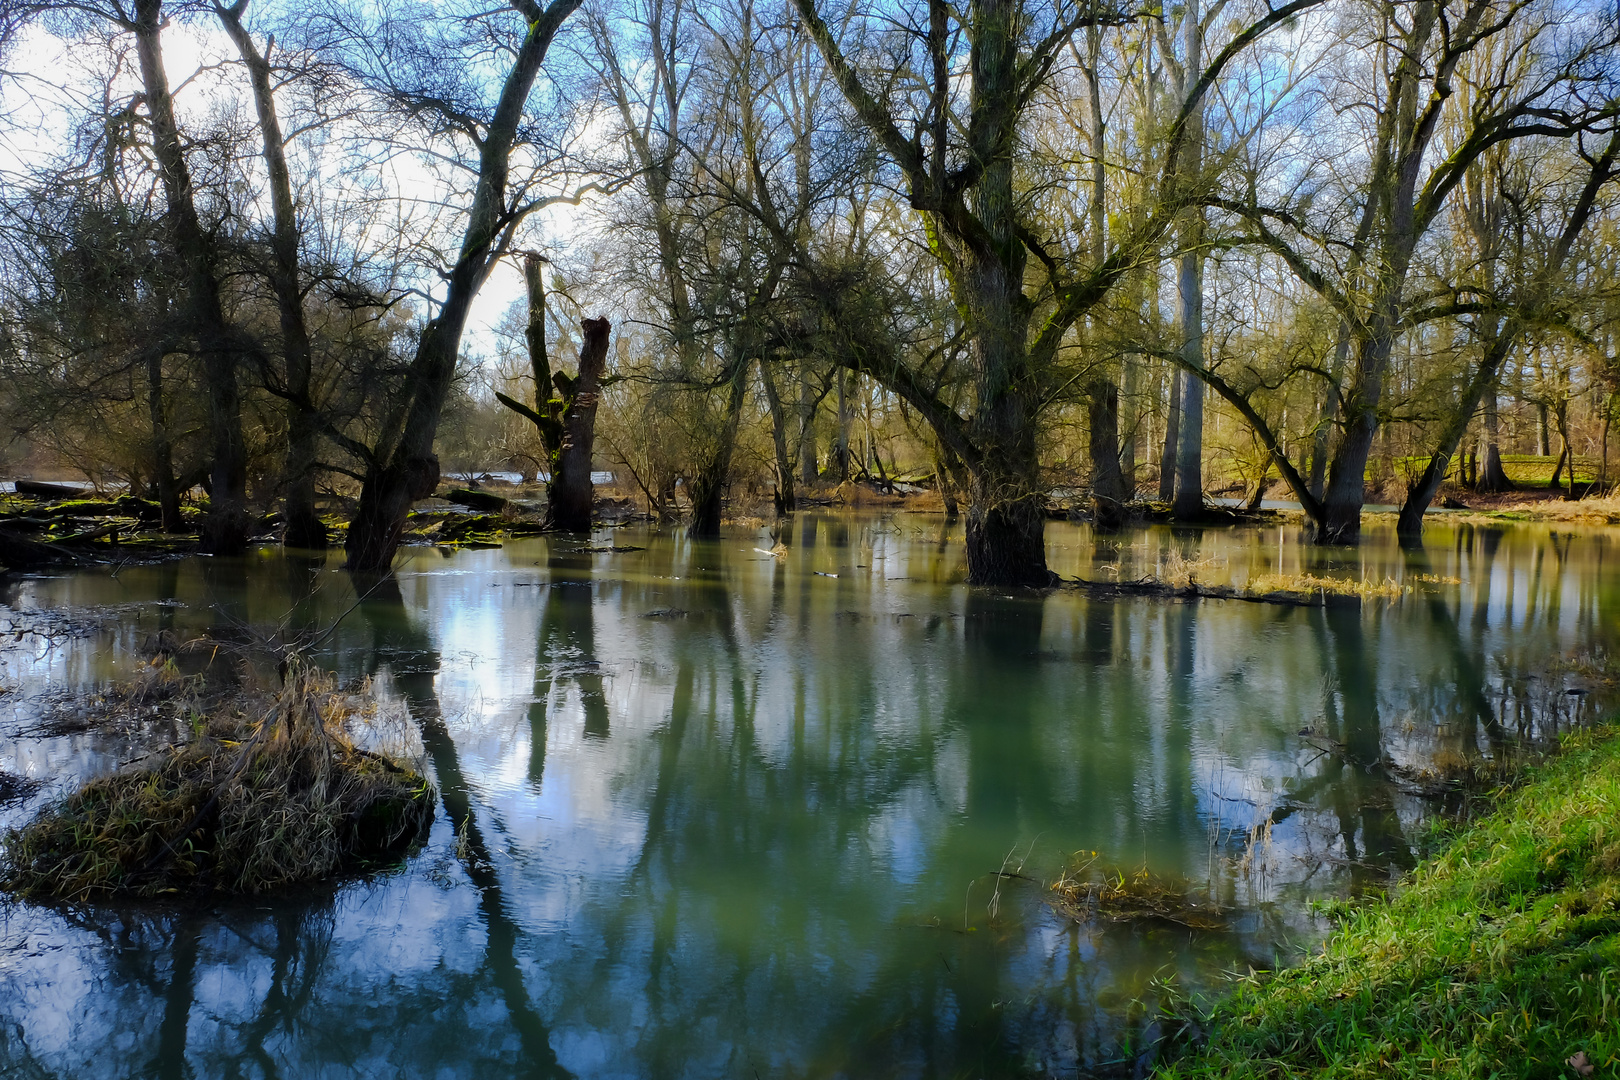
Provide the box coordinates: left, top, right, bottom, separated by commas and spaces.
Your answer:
1, 662, 433, 901
1049, 854, 1227, 931
1243, 572, 1407, 600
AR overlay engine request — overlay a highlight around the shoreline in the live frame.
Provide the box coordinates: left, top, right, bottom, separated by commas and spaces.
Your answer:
1156, 723, 1620, 1078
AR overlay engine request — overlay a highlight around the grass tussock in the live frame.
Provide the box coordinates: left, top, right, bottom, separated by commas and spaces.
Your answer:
1, 662, 433, 901
1051, 854, 1227, 931
1244, 572, 1408, 600
1450, 494, 1620, 525
1156, 725, 1620, 1079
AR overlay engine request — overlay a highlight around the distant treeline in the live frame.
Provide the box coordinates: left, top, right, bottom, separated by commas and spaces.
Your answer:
0, 0, 1616, 580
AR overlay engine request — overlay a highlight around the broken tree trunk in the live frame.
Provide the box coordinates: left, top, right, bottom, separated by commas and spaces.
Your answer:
547, 318, 610, 532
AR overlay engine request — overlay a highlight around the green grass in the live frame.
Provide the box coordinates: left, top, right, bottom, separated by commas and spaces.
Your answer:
1157, 726, 1620, 1079
1380, 453, 1605, 490
1496, 454, 1604, 489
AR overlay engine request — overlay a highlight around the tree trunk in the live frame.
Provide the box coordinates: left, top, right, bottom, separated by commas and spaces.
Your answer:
1170, 0, 1204, 522
798, 363, 819, 485
1172, 248, 1205, 519
1476, 391, 1513, 492
1159, 366, 1181, 502
1120, 357, 1138, 497
964, 476, 1048, 586
217, 3, 325, 550
345, 0, 582, 574
687, 359, 748, 539
144, 344, 183, 533
1088, 379, 1128, 529
1082, 23, 1129, 520
133, 0, 249, 554
548, 318, 610, 531
759, 359, 796, 514
1320, 317, 1398, 544
832, 367, 851, 481
961, 262, 1048, 585
1309, 324, 1351, 501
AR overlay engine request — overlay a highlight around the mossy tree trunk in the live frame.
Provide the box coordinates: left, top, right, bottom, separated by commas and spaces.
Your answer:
495, 258, 612, 532
548, 318, 611, 532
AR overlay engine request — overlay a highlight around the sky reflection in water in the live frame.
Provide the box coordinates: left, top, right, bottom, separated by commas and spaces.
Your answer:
0, 514, 1616, 1078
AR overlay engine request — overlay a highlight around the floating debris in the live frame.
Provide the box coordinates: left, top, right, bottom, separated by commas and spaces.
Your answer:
1048, 854, 1226, 931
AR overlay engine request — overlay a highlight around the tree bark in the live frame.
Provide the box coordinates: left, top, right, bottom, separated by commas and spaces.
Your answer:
1159, 367, 1181, 502
133, 0, 250, 554
832, 367, 851, 480
1172, 247, 1205, 520
1171, 0, 1204, 522
1319, 331, 1391, 543
1476, 391, 1513, 492
346, 0, 583, 574
1088, 379, 1128, 528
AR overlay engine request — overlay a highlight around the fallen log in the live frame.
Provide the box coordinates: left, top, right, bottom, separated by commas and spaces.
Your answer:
439, 487, 509, 512
1067, 576, 1364, 609
14, 480, 94, 500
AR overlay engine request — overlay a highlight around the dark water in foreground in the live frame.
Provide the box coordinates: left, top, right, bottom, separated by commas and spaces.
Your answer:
0, 514, 1615, 1078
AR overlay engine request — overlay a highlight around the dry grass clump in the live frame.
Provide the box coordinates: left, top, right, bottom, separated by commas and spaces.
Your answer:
1244, 572, 1407, 600
1508, 494, 1620, 524
1, 662, 433, 901
1158, 551, 1224, 589
1049, 854, 1226, 931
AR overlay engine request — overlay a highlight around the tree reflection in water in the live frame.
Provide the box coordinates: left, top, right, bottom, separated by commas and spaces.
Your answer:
1, 518, 1617, 1077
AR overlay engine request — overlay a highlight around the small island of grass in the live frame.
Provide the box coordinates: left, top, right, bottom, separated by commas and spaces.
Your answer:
1, 663, 434, 901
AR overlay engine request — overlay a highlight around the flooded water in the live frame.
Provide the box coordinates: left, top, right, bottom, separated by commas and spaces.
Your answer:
1, 513, 1615, 1078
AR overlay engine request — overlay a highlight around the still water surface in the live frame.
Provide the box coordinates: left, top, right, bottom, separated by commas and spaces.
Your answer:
0, 514, 1616, 1078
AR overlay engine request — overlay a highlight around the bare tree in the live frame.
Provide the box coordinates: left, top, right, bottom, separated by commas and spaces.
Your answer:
339, 0, 587, 574
790, 0, 1319, 583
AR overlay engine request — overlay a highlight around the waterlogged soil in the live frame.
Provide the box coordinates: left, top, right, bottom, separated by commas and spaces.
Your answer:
1, 514, 1617, 1078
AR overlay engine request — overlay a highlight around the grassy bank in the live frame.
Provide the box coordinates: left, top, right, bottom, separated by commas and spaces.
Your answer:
1159, 726, 1620, 1079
